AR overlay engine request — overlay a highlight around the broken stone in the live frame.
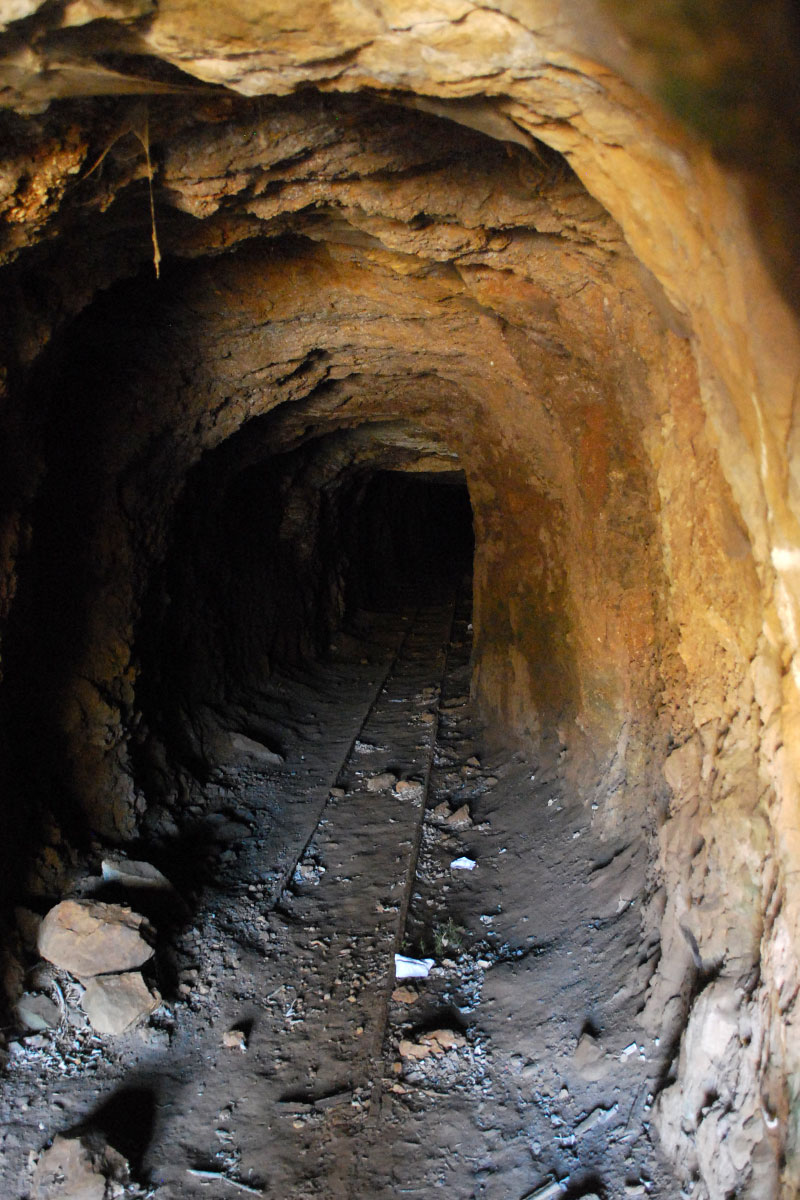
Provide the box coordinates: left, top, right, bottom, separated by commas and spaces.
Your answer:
294, 862, 323, 884
81, 971, 160, 1034
15, 991, 60, 1032
398, 1038, 431, 1060
574, 1104, 616, 1135
366, 772, 397, 792
31, 1133, 129, 1200
391, 986, 419, 1005
428, 801, 452, 823
209, 729, 283, 768
521, 1180, 567, 1200
420, 1028, 467, 1053
393, 779, 424, 801
572, 1031, 612, 1082
38, 900, 155, 978
446, 804, 473, 829
222, 1028, 247, 1051
101, 856, 175, 893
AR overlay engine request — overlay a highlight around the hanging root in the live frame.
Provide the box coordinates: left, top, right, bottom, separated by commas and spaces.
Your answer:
83, 103, 161, 279
133, 110, 161, 279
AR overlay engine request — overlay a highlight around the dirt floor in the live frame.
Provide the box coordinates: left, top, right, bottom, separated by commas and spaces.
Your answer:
1, 595, 683, 1199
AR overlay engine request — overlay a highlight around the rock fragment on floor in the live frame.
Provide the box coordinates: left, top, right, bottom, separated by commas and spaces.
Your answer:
222, 1028, 248, 1051
366, 772, 397, 792
446, 803, 472, 829
31, 1133, 130, 1200
100, 856, 175, 893
393, 779, 423, 801
81, 971, 161, 1034
572, 1031, 612, 1081
15, 991, 61, 1032
38, 900, 154, 977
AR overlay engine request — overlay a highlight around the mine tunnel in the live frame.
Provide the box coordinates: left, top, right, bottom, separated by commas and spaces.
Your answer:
0, 6, 799, 1200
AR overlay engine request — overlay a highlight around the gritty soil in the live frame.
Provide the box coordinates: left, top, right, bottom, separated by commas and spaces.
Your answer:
1, 594, 682, 1200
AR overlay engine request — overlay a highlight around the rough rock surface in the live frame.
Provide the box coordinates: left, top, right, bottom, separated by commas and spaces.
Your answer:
31, 1134, 129, 1200
81, 971, 160, 1035
37, 901, 154, 978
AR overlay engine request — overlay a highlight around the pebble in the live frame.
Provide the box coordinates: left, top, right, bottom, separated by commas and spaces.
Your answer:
222, 1029, 247, 1051
366, 773, 398, 792
391, 987, 418, 1005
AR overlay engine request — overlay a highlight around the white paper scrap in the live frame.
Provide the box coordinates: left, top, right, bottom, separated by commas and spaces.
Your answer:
395, 954, 435, 980
450, 857, 477, 871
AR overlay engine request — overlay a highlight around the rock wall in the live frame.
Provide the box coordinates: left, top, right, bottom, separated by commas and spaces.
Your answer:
0, 6, 798, 1197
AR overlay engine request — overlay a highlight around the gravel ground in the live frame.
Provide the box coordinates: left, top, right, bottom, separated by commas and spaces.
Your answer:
1, 600, 681, 1200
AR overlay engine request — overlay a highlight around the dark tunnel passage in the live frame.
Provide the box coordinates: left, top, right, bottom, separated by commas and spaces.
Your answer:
0, 257, 480, 862
133, 436, 476, 798
345, 470, 475, 610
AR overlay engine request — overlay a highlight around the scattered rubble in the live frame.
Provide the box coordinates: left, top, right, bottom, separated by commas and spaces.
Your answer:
1, 609, 676, 1197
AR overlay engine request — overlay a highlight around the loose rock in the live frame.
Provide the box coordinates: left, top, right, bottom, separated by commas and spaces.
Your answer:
101, 856, 175, 893
391, 986, 418, 1005
81, 971, 160, 1034
38, 900, 154, 978
572, 1031, 612, 1082
394, 779, 424, 801
15, 991, 60, 1032
366, 772, 397, 792
31, 1133, 129, 1200
446, 804, 473, 829
222, 1028, 248, 1051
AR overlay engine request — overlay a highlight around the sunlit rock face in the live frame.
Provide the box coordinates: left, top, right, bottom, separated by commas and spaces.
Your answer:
0, 5, 799, 1198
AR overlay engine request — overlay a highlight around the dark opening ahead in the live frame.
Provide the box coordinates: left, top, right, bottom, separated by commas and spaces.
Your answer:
345, 470, 474, 610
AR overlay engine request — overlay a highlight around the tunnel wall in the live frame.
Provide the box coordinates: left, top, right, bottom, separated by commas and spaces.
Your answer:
0, 25, 797, 1193
0, 228, 676, 836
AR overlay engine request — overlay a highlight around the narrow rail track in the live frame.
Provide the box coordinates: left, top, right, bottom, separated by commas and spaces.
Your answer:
234, 596, 467, 1195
